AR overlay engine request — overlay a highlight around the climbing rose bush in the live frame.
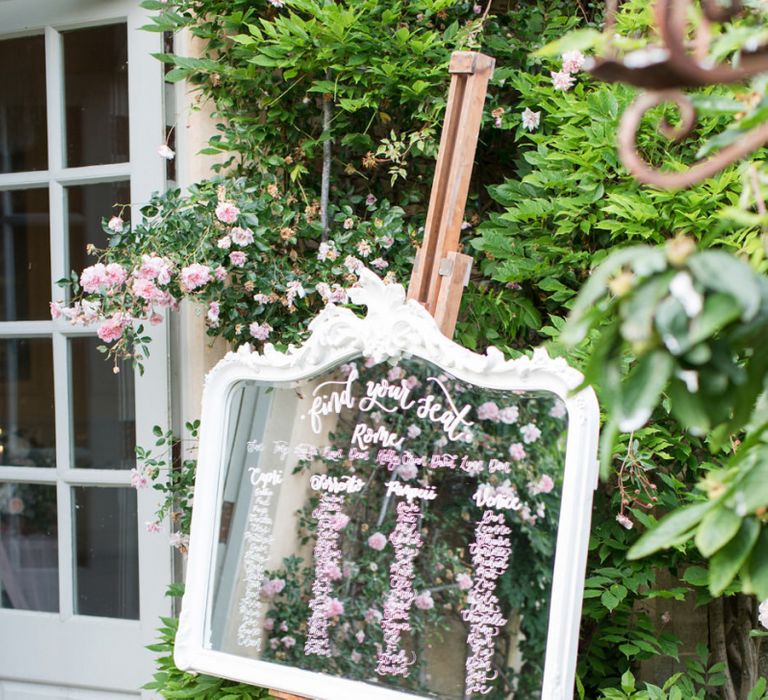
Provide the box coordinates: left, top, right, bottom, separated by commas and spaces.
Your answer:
52, 176, 415, 370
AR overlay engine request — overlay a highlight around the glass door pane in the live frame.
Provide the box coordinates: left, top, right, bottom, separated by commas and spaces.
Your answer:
0, 338, 55, 468
63, 23, 129, 168
70, 337, 135, 470
0, 483, 58, 612
0, 188, 51, 321
73, 486, 139, 619
0, 34, 48, 173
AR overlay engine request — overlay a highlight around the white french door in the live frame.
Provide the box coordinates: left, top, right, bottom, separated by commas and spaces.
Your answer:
0, 2, 171, 698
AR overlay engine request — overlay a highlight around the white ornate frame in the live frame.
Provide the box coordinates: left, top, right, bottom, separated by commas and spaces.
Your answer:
175, 270, 600, 700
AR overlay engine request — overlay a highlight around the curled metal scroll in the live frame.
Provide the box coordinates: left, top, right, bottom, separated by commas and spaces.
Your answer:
618, 90, 768, 189
589, 0, 768, 189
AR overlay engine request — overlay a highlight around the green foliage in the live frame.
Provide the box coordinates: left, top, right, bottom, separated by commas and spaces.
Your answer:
144, 588, 269, 698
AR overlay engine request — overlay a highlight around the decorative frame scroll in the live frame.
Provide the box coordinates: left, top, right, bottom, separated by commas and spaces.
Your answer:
174, 269, 600, 700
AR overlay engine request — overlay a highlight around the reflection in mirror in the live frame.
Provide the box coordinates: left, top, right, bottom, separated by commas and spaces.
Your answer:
206, 356, 567, 699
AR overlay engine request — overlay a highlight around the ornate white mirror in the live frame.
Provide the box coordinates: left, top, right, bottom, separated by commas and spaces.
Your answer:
175, 270, 599, 699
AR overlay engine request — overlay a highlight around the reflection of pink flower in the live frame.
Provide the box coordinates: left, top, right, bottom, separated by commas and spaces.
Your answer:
229, 251, 247, 267
215, 201, 240, 224
397, 463, 418, 480
457, 573, 473, 591
281, 636, 296, 648
499, 406, 519, 424
325, 598, 344, 617
413, 591, 434, 610
217, 235, 232, 250
387, 366, 404, 381
145, 520, 161, 533
261, 578, 285, 597
508, 442, 526, 461
230, 226, 254, 246
365, 607, 382, 623
214, 266, 227, 281
477, 401, 499, 421
325, 563, 343, 580
355, 629, 365, 643
407, 425, 421, 439
521, 423, 541, 444
263, 618, 275, 631
329, 512, 350, 531
350, 650, 362, 663
549, 400, 567, 419
180, 263, 211, 291
536, 474, 554, 494
367, 532, 387, 551
169, 532, 189, 550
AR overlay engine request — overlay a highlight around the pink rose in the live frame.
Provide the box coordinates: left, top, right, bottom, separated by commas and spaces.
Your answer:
97, 314, 127, 343
80, 264, 110, 293
207, 301, 220, 326
137, 254, 172, 284
179, 263, 211, 291
215, 201, 240, 224
105, 263, 127, 287
214, 265, 227, 281
367, 532, 387, 551
131, 277, 159, 301
249, 322, 272, 341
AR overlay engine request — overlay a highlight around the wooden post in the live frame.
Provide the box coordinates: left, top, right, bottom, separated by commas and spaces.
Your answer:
407, 51, 495, 338
267, 50, 494, 700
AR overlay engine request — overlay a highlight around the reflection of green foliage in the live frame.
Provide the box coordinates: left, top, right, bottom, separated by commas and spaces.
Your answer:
260, 357, 566, 698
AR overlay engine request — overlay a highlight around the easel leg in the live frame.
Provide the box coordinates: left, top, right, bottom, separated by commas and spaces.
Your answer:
434, 251, 473, 338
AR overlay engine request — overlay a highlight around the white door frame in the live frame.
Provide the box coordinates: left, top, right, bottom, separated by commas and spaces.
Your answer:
0, 1, 171, 696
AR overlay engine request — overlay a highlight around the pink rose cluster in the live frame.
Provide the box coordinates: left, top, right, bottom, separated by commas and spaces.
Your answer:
551, 50, 585, 92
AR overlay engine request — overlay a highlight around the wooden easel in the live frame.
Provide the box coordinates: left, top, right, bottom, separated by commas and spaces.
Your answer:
267, 49, 494, 700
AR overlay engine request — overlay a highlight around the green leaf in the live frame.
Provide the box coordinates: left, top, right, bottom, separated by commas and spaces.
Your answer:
695, 505, 742, 556
628, 501, 712, 559
533, 28, 604, 57
709, 518, 760, 595
688, 251, 761, 321
617, 351, 674, 431
681, 565, 709, 587
745, 527, 768, 600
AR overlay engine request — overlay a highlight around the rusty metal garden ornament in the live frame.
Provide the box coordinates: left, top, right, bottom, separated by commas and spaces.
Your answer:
589, 0, 768, 189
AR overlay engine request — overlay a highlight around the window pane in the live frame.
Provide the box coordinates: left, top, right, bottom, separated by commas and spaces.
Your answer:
0, 483, 58, 612
0, 35, 47, 173
73, 486, 138, 619
70, 337, 135, 470
64, 24, 129, 168
0, 188, 51, 321
0, 338, 55, 468
67, 181, 130, 278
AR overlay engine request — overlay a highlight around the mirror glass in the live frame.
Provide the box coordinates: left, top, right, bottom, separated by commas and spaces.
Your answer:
205, 355, 567, 699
